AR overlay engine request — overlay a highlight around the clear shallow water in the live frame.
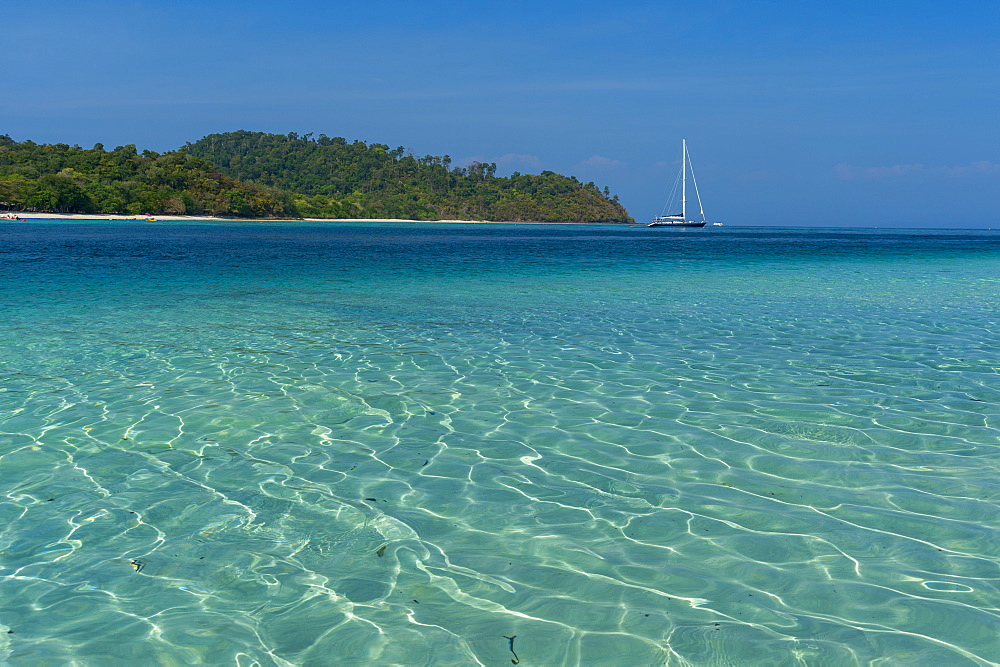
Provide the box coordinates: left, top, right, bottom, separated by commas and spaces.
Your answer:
1, 221, 998, 665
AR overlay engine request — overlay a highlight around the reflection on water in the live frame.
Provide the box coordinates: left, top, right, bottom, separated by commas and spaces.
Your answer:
1, 222, 999, 664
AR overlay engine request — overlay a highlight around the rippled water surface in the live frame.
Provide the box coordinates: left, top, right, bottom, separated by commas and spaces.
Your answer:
1, 222, 999, 664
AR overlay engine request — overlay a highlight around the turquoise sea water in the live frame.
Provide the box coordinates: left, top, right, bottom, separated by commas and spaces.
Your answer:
1, 221, 998, 665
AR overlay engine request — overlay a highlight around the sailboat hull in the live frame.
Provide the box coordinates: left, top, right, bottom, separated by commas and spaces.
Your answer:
647, 221, 706, 228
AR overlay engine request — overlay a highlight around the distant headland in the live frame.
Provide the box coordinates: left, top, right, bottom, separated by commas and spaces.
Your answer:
0, 131, 633, 224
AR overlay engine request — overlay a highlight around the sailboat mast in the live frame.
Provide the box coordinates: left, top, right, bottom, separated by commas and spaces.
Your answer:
681, 139, 687, 221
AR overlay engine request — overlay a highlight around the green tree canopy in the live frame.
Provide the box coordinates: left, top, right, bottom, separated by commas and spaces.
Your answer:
0, 135, 295, 218
182, 131, 633, 222
0, 131, 634, 222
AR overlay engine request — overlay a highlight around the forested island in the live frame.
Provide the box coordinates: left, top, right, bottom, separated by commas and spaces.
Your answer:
0, 131, 633, 223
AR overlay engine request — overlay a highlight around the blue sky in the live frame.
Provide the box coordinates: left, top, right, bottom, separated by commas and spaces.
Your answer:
3, 0, 999, 226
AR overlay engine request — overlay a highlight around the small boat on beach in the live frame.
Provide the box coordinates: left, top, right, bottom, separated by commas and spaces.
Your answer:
649, 140, 711, 228
0, 213, 23, 221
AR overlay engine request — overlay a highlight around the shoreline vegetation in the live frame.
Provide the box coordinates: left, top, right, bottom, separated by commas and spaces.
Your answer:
0, 131, 634, 224
5, 212, 606, 225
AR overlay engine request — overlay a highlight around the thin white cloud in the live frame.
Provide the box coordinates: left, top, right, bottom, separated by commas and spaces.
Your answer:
577, 155, 626, 170
834, 161, 1000, 180
494, 153, 543, 171
834, 163, 924, 179
948, 160, 1000, 176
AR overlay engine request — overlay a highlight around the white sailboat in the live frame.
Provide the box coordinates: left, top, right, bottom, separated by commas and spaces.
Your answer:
649, 139, 709, 228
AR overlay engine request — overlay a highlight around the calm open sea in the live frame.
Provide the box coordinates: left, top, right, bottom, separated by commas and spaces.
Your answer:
1, 221, 998, 665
